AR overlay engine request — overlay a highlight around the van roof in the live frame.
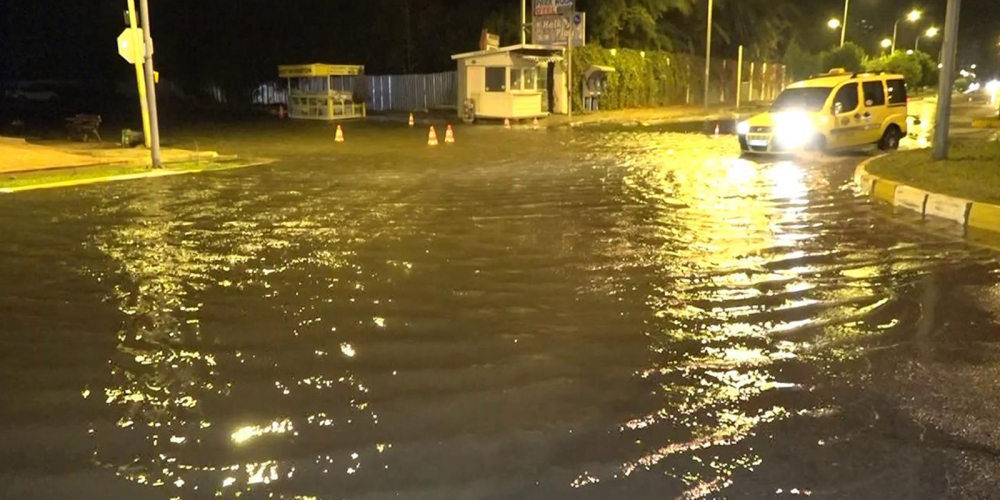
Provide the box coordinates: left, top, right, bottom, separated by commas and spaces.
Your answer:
788, 70, 905, 89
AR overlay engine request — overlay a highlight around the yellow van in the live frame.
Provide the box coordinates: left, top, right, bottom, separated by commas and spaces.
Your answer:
737, 70, 909, 154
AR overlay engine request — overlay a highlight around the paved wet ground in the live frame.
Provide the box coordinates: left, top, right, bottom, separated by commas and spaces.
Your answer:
2, 119, 1000, 500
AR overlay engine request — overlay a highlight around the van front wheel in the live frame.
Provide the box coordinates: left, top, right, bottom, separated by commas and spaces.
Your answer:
878, 126, 903, 151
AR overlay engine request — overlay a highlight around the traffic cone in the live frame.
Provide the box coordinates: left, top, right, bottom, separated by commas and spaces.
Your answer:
335, 124, 345, 143
427, 126, 439, 146
408, 113, 415, 127
532, 117, 540, 130
504, 118, 511, 130
445, 124, 455, 144
714, 123, 720, 137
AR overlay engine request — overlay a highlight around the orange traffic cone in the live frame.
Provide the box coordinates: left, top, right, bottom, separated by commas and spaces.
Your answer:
532, 117, 540, 130
408, 113, 415, 127
335, 124, 345, 143
714, 123, 720, 137
445, 124, 455, 144
428, 126, 439, 146
504, 117, 511, 130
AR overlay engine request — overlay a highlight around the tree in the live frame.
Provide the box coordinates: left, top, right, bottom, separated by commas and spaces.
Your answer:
819, 42, 865, 73
580, 0, 698, 49
864, 51, 923, 89
783, 40, 820, 80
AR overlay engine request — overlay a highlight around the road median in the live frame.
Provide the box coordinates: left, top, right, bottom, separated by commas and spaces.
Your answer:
854, 140, 1000, 233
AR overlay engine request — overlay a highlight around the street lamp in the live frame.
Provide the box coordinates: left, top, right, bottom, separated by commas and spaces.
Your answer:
828, 19, 841, 30
881, 38, 892, 53
891, 9, 921, 53
916, 26, 939, 52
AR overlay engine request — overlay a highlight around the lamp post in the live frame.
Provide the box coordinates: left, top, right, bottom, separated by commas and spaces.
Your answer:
840, 0, 850, 47
881, 38, 892, 54
916, 26, 939, 52
932, 0, 962, 161
891, 10, 922, 54
138, 0, 161, 168
703, 0, 714, 108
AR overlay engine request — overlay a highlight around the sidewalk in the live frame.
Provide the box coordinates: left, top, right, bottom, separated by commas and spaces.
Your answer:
547, 103, 770, 128
0, 137, 222, 174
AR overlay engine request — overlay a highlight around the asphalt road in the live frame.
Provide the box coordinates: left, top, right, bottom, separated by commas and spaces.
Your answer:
1, 119, 999, 500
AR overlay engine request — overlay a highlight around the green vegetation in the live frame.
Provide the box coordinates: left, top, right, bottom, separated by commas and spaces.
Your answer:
0, 159, 265, 191
868, 141, 1000, 204
864, 51, 938, 88
821, 43, 866, 73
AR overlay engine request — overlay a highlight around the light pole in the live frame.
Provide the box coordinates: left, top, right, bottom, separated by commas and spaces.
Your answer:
521, 0, 527, 44
881, 38, 892, 54
891, 10, 922, 54
704, 0, 714, 108
933, 0, 962, 161
138, 0, 161, 168
840, 0, 850, 47
916, 26, 939, 52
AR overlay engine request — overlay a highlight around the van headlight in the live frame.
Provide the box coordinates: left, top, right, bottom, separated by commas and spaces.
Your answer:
773, 113, 815, 148
736, 121, 751, 135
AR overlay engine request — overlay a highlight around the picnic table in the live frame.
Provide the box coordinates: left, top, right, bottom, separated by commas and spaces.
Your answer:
65, 114, 102, 142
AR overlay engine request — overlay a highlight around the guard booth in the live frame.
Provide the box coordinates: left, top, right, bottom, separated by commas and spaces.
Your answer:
279, 64, 366, 120
452, 44, 566, 123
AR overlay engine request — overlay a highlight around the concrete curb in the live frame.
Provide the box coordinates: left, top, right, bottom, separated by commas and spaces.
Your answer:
854, 155, 1000, 233
0, 158, 274, 194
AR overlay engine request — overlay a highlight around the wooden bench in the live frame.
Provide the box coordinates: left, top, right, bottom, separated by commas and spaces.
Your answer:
65, 114, 102, 142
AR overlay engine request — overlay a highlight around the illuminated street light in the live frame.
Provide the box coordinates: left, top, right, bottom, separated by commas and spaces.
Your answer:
916, 26, 939, 52
828, 19, 841, 30
907, 49, 915, 55
892, 9, 922, 53
881, 39, 892, 50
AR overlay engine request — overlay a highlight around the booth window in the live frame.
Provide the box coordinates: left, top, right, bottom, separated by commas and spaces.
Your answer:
485, 67, 506, 92
522, 68, 537, 90
511, 69, 523, 91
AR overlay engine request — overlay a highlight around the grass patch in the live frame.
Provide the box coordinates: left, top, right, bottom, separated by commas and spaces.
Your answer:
0, 159, 266, 191
867, 140, 1000, 204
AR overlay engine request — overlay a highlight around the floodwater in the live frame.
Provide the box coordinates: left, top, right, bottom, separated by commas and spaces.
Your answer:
2, 120, 999, 500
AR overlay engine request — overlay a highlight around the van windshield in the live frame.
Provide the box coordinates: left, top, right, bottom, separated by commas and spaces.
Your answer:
771, 87, 833, 112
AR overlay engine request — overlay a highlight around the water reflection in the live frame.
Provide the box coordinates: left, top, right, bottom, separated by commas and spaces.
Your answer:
576, 131, 942, 497
88, 185, 393, 499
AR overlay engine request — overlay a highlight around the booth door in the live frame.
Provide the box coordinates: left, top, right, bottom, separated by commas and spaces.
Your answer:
545, 63, 555, 113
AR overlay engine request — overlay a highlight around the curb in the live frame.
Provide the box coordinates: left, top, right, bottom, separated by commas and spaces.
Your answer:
0, 158, 274, 194
854, 155, 1000, 233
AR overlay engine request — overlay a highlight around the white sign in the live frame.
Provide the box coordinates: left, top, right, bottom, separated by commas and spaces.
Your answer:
533, 13, 585, 47
533, 0, 574, 17
117, 28, 145, 65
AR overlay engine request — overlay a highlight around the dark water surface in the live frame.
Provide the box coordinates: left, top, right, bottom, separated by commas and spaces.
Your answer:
2, 121, 998, 500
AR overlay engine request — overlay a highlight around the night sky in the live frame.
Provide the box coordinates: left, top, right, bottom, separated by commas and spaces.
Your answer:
1, 0, 997, 91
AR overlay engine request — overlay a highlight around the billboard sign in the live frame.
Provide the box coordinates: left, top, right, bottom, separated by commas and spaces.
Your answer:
533, 12, 585, 47
533, 0, 574, 17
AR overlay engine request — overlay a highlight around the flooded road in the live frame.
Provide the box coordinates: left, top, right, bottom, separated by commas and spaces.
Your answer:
2, 120, 1000, 500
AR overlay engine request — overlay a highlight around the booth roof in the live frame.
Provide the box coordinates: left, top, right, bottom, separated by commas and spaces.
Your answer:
451, 44, 565, 61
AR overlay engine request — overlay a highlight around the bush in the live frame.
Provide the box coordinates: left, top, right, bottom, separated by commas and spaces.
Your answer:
819, 43, 866, 73
913, 51, 939, 87
864, 51, 923, 88
784, 41, 820, 81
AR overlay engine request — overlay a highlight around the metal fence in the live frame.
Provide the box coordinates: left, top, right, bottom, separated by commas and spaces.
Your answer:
364, 72, 457, 112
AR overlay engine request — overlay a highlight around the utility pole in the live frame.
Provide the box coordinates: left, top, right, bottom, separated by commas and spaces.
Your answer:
138, 0, 162, 168
522, 0, 527, 44
703, 0, 713, 109
125, 0, 151, 148
840, 0, 850, 47
567, 26, 573, 120
932, 0, 962, 161
736, 45, 743, 111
